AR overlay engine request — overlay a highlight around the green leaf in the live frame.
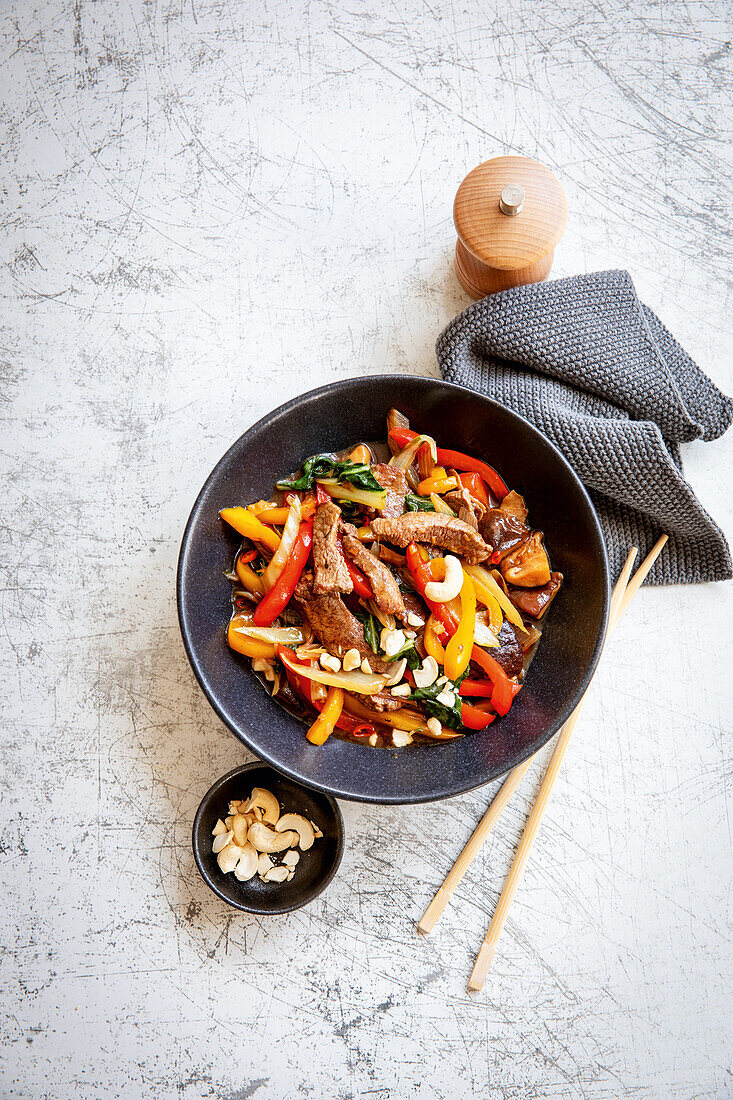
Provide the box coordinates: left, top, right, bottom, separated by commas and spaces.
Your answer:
410, 677, 464, 729
276, 454, 336, 491
277, 455, 385, 495
404, 493, 435, 513
330, 460, 384, 493
355, 609, 380, 653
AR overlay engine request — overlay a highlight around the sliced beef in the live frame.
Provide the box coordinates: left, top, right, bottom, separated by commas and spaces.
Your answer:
312, 501, 353, 595
371, 463, 408, 518
401, 587, 428, 625
444, 486, 485, 531
346, 690, 404, 713
293, 573, 392, 672
370, 512, 491, 564
506, 572, 562, 619
479, 508, 528, 559
340, 523, 407, 621
488, 620, 524, 678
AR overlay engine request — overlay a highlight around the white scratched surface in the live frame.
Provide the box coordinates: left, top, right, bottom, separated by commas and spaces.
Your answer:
1, 1, 731, 1097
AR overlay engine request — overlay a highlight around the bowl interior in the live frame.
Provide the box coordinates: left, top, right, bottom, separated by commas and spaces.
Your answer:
192, 763, 344, 913
178, 375, 609, 803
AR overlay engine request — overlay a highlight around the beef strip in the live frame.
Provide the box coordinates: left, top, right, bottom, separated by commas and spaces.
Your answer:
312, 501, 353, 595
370, 512, 491, 564
488, 620, 524, 678
444, 486, 485, 531
371, 463, 408, 518
293, 573, 392, 672
340, 523, 407, 621
479, 508, 528, 559
506, 572, 562, 619
346, 690, 404, 713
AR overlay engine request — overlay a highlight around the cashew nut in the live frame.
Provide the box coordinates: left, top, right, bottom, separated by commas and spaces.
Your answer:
231, 813, 251, 848
257, 852, 273, 876
384, 657, 407, 687
275, 813, 315, 851
217, 841, 247, 874
424, 554, 463, 602
380, 626, 406, 657
212, 830, 233, 854
248, 821, 299, 853
392, 729, 413, 747
262, 865, 289, 883
412, 655, 439, 689
342, 648, 361, 672
211, 818, 227, 837
243, 787, 280, 826
233, 842, 258, 881
282, 850, 300, 868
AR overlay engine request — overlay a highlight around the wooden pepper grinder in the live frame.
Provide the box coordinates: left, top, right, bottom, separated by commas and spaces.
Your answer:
453, 156, 567, 299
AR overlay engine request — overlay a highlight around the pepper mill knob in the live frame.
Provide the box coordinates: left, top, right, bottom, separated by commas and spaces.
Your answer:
453, 156, 567, 299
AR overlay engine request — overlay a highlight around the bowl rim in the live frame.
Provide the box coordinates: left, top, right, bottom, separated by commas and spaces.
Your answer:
191, 762, 345, 914
178, 374, 610, 804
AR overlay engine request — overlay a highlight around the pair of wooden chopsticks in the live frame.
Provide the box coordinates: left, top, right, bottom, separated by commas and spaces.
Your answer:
417, 535, 669, 992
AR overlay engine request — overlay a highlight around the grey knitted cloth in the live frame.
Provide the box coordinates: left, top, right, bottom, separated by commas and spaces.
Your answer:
437, 270, 732, 584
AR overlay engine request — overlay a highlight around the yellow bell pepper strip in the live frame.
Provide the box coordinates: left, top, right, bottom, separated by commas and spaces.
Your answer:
250, 496, 317, 525
235, 555, 264, 595
444, 568, 476, 681
469, 574, 503, 634
306, 686, 344, 745
349, 444, 372, 464
227, 616, 277, 659
405, 544, 461, 635
252, 518, 313, 626
463, 564, 527, 633
424, 614, 448, 665
417, 475, 458, 496
220, 508, 280, 554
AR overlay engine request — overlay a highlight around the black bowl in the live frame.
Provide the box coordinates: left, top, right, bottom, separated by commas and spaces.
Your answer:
192, 763, 344, 913
178, 375, 609, 804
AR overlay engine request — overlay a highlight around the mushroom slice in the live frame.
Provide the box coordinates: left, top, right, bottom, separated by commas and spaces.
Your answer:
243, 787, 280, 826
248, 821, 299, 853
233, 842, 258, 881
217, 841, 247, 874
275, 813, 315, 851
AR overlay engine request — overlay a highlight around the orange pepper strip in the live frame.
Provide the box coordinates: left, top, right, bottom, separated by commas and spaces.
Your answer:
251, 497, 317, 524
220, 508, 280, 553
235, 557, 264, 595
417, 476, 458, 496
424, 615, 447, 665
306, 686, 344, 745
227, 616, 276, 658
444, 569, 476, 681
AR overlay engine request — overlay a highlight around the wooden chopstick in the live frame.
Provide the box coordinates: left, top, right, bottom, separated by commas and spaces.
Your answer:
466, 536, 668, 991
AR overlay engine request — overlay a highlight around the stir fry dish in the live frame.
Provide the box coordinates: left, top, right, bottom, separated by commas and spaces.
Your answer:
221, 409, 563, 749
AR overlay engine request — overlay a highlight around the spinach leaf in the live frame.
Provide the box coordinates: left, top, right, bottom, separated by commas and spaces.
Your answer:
355, 609, 380, 654
405, 493, 435, 513
276, 454, 337, 491
277, 455, 384, 494
410, 678, 464, 729
390, 640, 421, 668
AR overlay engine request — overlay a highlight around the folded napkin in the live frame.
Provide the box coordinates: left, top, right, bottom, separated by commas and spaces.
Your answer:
436, 270, 732, 584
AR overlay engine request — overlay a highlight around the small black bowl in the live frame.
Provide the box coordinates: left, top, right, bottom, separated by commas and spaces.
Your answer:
178, 374, 609, 804
192, 763, 344, 914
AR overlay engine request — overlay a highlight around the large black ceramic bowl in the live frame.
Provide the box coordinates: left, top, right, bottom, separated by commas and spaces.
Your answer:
178, 375, 609, 804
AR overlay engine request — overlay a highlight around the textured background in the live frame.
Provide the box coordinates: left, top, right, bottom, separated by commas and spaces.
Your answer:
1, 1, 731, 1097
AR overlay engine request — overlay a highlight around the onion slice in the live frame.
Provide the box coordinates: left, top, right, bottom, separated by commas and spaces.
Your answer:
279, 649, 389, 695
316, 479, 387, 510
388, 433, 438, 470
232, 624, 305, 645
430, 492, 456, 516
261, 495, 301, 593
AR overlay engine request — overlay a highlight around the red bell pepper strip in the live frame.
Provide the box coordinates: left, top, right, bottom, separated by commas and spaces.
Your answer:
238, 549, 258, 565
459, 678, 494, 698
470, 645, 520, 716
345, 559, 373, 599
315, 483, 330, 505
253, 519, 313, 626
457, 472, 491, 508
460, 702, 496, 730
405, 543, 460, 634
388, 427, 507, 501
